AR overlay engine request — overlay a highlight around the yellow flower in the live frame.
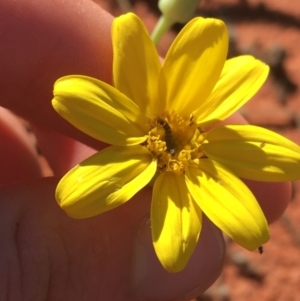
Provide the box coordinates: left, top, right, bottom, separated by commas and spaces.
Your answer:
52, 13, 300, 272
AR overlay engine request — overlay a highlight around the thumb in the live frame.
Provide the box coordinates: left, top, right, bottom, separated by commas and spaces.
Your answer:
0, 0, 112, 148
0, 178, 224, 301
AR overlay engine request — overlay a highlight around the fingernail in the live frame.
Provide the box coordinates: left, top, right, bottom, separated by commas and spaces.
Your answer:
132, 215, 225, 301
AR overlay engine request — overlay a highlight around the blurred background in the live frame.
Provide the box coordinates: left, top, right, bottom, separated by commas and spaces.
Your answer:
92, 0, 300, 300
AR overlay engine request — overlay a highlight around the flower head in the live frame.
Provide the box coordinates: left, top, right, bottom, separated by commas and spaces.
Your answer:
52, 13, 300, 272
152, 0, 202, 44
158, 0, 202, 24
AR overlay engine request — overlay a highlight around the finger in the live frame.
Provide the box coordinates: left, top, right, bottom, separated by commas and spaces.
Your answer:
133, 214, 225, 301
0, 178, 224, 301
33, 125, 96, 175
0, 0, 113, 149
243, 179, 291, 224
0, 107, 43, 184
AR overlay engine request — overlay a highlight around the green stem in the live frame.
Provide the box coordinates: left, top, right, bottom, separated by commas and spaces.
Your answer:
151, 15, 174, 45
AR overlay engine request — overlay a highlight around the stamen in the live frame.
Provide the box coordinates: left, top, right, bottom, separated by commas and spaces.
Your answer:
146, 112, 206, 174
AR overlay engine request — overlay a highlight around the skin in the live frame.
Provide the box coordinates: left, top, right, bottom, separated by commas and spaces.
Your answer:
0, 0, 291, 300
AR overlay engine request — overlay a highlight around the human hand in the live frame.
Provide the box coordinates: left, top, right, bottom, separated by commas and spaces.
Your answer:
0, 0, 291, 300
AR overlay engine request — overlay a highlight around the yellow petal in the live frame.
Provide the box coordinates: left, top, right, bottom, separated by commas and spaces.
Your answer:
186, 162, 269, 250
151, 172, 202, 272
56, 145, 156, 218
203, 125, 300, 181
112, 13, 161, 117
159, 17, 228, 116
53, 76, 147, 146
195, 56, 269, 127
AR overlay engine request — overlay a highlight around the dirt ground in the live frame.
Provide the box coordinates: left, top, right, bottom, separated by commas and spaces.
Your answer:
35, 0, 300, 300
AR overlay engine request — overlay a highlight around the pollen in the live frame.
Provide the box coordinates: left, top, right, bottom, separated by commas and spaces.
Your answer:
146, 112, 206, 174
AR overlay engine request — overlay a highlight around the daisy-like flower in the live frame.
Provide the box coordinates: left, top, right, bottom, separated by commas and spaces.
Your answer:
52, 13, 300, 272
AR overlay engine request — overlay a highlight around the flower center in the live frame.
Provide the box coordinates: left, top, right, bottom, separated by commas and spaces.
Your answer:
146, 112, 207, 174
